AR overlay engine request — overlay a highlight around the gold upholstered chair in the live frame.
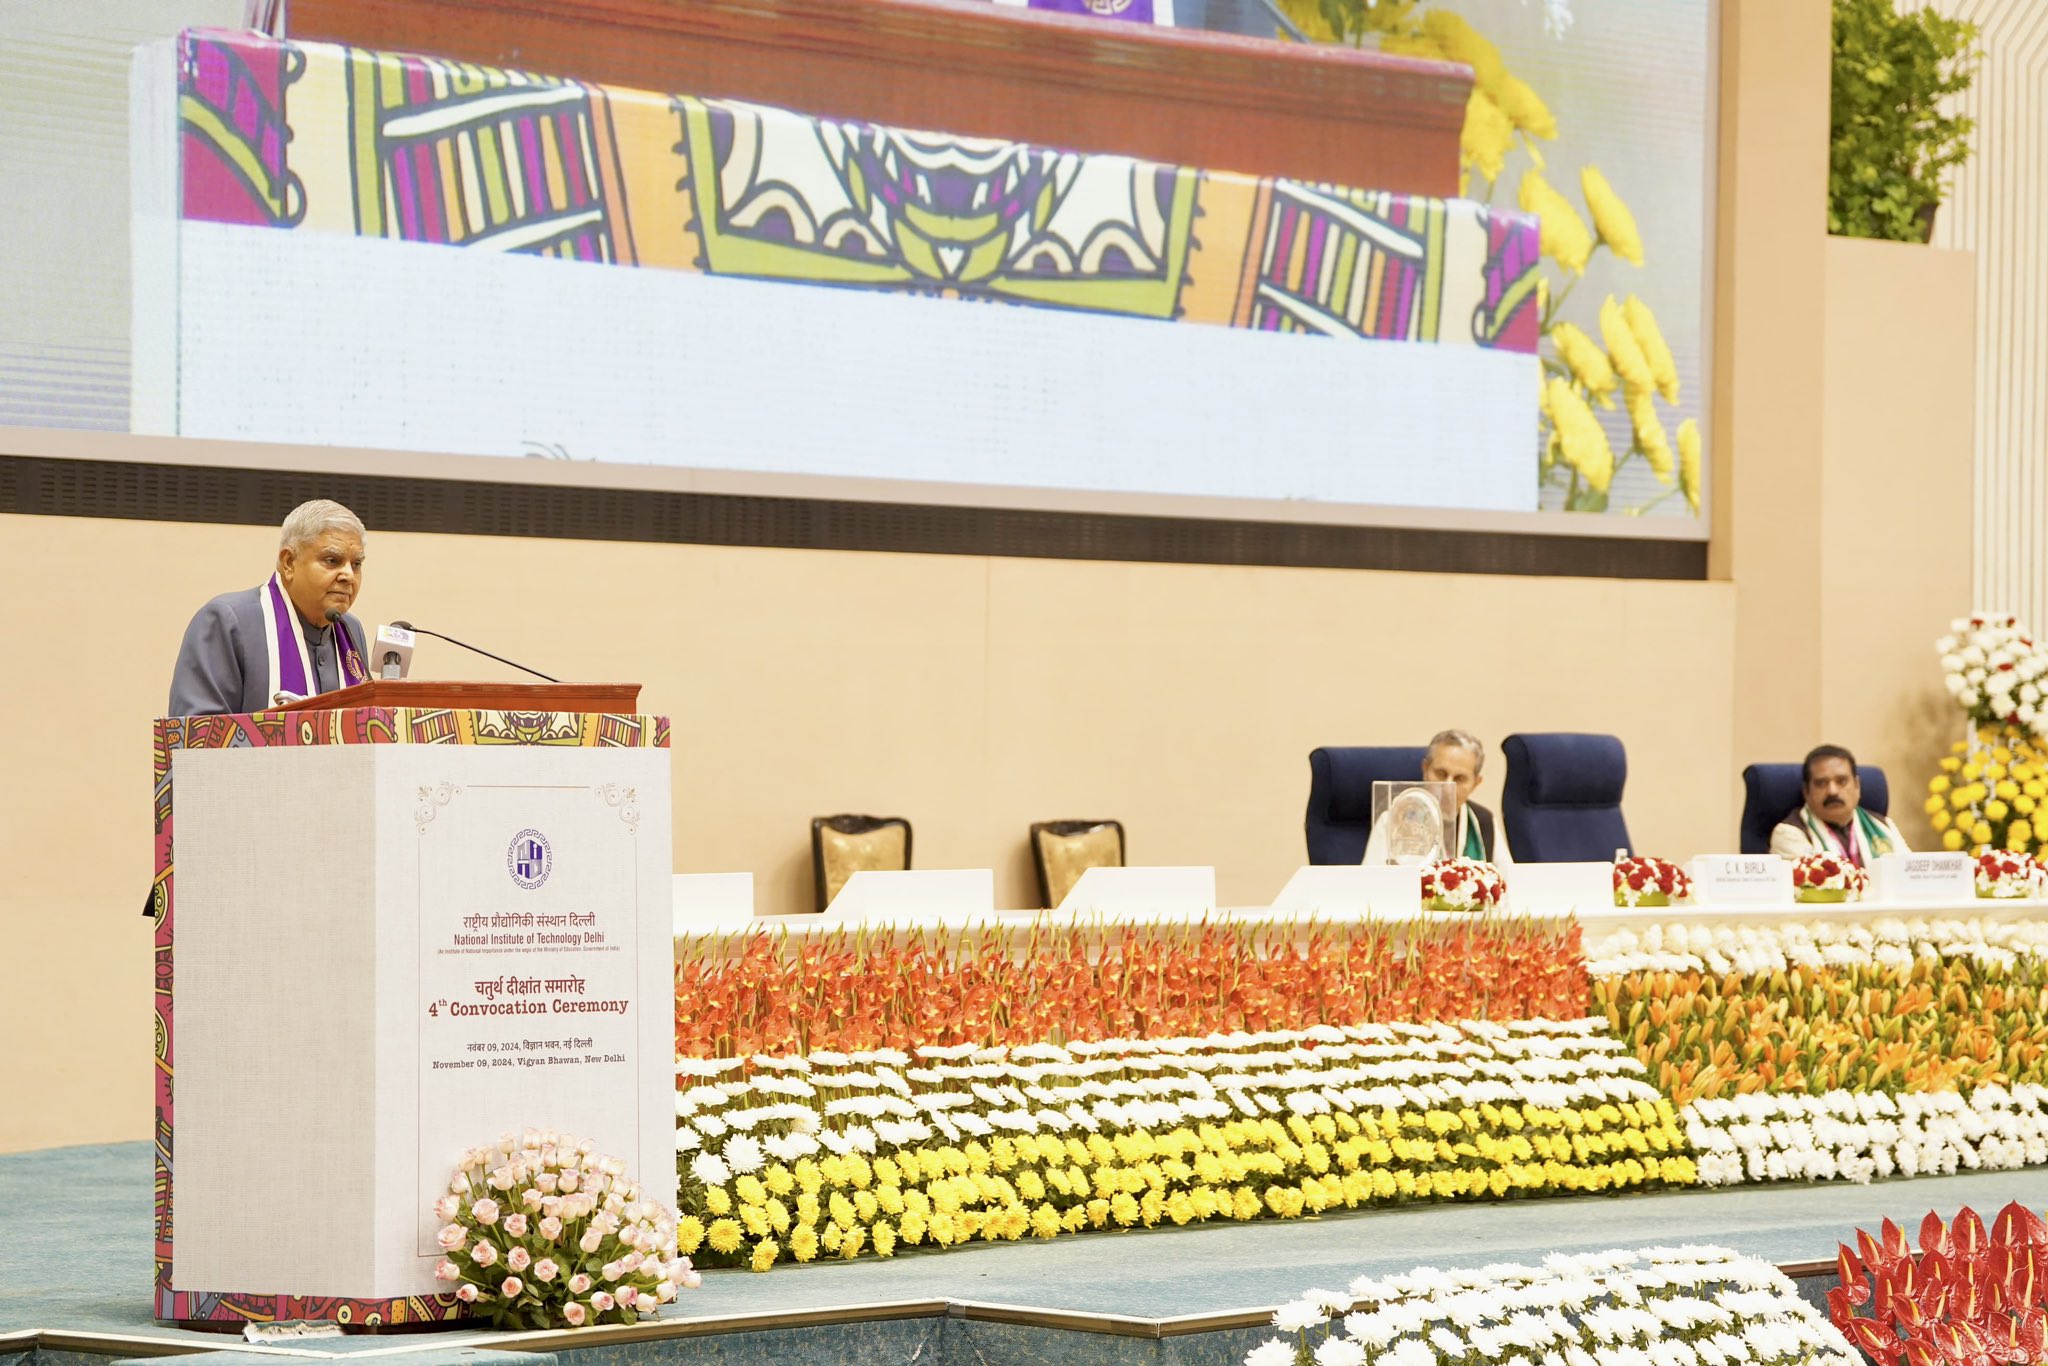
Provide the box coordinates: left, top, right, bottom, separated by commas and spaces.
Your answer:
1030, 820, 1126, 909
810, 814, 913, 912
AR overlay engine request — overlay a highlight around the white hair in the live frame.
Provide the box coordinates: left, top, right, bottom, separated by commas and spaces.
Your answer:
1426, 729, 1485, 774
279, 499, 366, 550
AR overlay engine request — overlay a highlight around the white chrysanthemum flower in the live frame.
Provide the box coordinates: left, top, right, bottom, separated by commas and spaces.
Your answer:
689, 1151, 730, 1187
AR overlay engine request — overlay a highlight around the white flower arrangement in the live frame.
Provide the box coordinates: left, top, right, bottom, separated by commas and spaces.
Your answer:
1683, 1084, 2048, 1187
1975, 850, 2043, 899
1583, 916, 2048, 978
673, 1018, 1698, 1269
1246, 1245, 1858, 1366
1938, 614, 2048, 729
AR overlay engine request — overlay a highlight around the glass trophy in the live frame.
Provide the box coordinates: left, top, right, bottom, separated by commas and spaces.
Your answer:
1369, 781, 1460, 865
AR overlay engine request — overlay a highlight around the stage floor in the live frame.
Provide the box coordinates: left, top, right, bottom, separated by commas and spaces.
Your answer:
8, 1142, 2044, 1363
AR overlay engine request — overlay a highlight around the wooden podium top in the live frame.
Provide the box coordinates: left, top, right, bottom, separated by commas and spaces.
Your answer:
285, 0, 1468, 196
278, 680, 643, 712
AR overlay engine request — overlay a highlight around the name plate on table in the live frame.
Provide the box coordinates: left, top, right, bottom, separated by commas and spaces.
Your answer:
671, 871, 754, 928
1057, 865, 1214, 916
1871, 852, 1974, 903
1504, 862, 1609, 915
1689, 855, 1793, 905
1268, 865, 1420, 916
826, 868, 995, 920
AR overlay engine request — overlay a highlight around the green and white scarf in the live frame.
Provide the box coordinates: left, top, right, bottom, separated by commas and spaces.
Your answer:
1799, 806, 1895, 866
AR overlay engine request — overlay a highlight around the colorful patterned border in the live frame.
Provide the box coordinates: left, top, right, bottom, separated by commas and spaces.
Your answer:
172, 28, 1538, 354
150, 705, 669, 1325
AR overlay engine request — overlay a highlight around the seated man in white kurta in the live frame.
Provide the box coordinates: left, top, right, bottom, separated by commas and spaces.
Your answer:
1361, 729, 1513, 868
1769, 744, 1909, 865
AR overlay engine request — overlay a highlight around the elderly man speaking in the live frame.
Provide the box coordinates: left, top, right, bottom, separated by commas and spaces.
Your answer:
167, 500, 372, 716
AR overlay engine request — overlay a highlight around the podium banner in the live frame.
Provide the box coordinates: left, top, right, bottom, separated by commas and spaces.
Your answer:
150, 704, 671, 1325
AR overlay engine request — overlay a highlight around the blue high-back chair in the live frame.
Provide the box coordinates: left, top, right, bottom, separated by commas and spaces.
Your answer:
1739, 763, 1890, 854
1305, 746, 1429, 865
1500, 733, 1632, 862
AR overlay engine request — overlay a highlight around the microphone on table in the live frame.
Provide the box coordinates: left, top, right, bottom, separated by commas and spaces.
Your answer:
384, 619, 560, 683
373, 622, 416, 679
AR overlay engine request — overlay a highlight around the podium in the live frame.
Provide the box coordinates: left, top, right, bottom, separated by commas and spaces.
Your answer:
148, 682, 674, 1326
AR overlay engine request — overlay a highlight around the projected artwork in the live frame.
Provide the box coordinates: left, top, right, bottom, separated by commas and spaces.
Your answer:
141, 28, 1547, 515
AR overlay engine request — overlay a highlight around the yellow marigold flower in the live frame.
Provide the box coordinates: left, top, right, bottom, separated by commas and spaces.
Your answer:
898, 1213, 926, 1246
1933, 809, 1953, 831
1987, 800, 2010, 823
767, 1197, 791, 1234
789, 1227, 819, 1262
1942, 826, 1966, 849
1925, 794, 1948, 816
1519, 170, 1593, 276
2018, 795, 2037, 816
1964, 761, 1986, 781
676, 1216, 706, 1255
1031, 1203, 1062, 1239
1600, 296, 1654, 394
1581, 165, 1644, 266
1675, 416, 1702, 510
1551, 322, 1617, 404
1995, 746, 2015, 763
1999, 779, 2021, 800
2011, 820, 2035, 850
750, 1238, 780, 1271
1461, 87, 1514, 186
1628, 387, 1674, 484
2030, 781, 2048, 799
735, 1174, 767, 1207
1623, 296, 1679, 403
1544, 378, 1614, 493
706, 1218, 744, 1255
704, 1186, 732, 1216
872, 1222, 897, 1258
1941, 756, 1963, 773
840, 1225, 867, 1259
1973, 821, 1995, 847
1930, 774, 1953, 794
1989, 762, 2010, 782
1423, 10, 1505, 89
1952, 788, 1976, 810
765, 1164, 796, 1196
1495, 75, 1556, 146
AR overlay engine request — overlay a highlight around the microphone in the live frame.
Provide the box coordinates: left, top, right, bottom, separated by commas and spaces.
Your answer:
324, 608, 343, 624
374, 623, 416, 679
388, 620, 560, 683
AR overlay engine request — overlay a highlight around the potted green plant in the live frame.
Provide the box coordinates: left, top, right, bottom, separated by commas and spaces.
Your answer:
1830, 0, 1980, 242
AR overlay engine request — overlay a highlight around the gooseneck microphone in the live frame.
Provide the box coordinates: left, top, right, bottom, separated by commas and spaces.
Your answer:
389, 620, 561, 683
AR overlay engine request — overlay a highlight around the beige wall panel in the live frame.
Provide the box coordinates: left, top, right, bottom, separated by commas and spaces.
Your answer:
1821, 238, 1978, 847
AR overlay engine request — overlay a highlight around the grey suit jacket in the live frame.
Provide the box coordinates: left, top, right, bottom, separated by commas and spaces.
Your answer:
167, 585, 368, 717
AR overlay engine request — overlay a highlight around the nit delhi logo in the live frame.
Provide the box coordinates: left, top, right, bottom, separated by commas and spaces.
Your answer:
507, 828, 552, 890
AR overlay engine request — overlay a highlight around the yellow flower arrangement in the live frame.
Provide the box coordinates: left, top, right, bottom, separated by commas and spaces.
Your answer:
1677, 419, 1702, 514
1544, 378, 1614, 494
1518, 170, 1594, 277
1580, 166, 1643, 266
685, 1104, 1695, 1270
1929, 726, 2048, 856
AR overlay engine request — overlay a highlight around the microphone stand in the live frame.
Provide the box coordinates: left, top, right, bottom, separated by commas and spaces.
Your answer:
393, 622, 561, 683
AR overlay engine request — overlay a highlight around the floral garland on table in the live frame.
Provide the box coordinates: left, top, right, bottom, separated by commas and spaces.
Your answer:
1588, 921, 2048, 1106
1612, 855, 1690, 908
1419, 858, 1504, 913
673, 916, 1589, 1059
432, 1131, 697, 1328
1684, 1085, 2048, 1187
672, 1020, 1695, 1270
1976, 850, 2043, 898
1246, 1246, 1857, 1366
1791, 853, 1867, 903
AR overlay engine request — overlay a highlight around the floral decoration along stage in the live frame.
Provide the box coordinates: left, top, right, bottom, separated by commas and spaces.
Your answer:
672, 1020, 1694, 1270
1589, 917, 2048, 1187
1976, 851, 2044, 900
673, 914, 1588, 1059
1247, 1245, 1858, 1366
1791, 853, 1868, 903
1929, 614, 2048, 856
1830, 1203, 2048, 1366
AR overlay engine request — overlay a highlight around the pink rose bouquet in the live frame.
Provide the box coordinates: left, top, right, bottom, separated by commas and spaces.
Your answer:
1419, 858, 1505, 914
434, 1129, 700, 1329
